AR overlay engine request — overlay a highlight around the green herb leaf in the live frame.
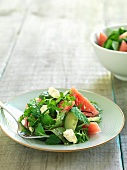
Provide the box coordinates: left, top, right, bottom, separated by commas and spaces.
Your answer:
45, 134, 62, 145
103, 39, 112, 49
75, 129, 89, 143
49, 127, 69, 144
50, 111, 65, 129
41, 113, 55, 127
34, 123, 46, 136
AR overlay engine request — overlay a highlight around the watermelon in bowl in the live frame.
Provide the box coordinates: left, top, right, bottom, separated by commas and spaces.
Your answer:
90, 24, 127, 81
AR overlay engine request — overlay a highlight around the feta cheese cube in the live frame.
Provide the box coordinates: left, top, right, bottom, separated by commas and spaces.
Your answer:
29, 127, 34, 133
48, 87, 60, 98
40, 105, 49, 114
63, 129, 77, 144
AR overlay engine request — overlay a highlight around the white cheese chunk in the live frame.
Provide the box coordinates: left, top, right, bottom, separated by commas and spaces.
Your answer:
29, 127, 34, 133
21, 119, 25, 126
40, 105, 49, 114
48, 87, 60, 98
35, 97, 41, 102
63, 129, 77, 144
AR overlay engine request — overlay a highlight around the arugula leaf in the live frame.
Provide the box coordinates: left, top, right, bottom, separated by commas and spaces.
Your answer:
71, 107, 89, 125
75, 129, 89, 143
34, 123, 47, 136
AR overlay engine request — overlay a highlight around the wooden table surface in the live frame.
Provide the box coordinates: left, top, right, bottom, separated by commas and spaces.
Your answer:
0, 0, 127, 170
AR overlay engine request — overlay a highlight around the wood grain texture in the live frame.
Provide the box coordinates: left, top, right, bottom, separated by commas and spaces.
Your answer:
0, 0, 31, 78
103, 0, 127, 26
0, 0, 126, 170
103, 1, 127, 169
112, 77, 127, 170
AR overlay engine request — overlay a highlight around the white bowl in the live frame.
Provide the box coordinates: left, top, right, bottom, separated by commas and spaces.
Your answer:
90, 24, 127, 81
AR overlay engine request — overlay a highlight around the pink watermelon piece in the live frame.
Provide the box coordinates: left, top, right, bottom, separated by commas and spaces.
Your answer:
83, 122, 101, 135
119, 40, 127, 52
97, 32, 107, 47
70, 86, 99, 117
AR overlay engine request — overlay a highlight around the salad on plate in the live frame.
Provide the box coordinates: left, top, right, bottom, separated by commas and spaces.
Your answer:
18, 87, 102, 145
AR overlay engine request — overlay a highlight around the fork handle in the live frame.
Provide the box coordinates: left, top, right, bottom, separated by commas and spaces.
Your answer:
0, 101, 17, 122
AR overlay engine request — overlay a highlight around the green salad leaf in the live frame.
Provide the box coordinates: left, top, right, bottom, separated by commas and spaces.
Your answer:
35, 123, 47, 136
49, 127, 69, 144
75, 129, 89, 143
41, 113, 55, 127
45, 134, 62, 145
50, 111, 65, 129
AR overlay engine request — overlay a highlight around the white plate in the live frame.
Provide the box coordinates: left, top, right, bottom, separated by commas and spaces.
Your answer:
0, 89, 125, 152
